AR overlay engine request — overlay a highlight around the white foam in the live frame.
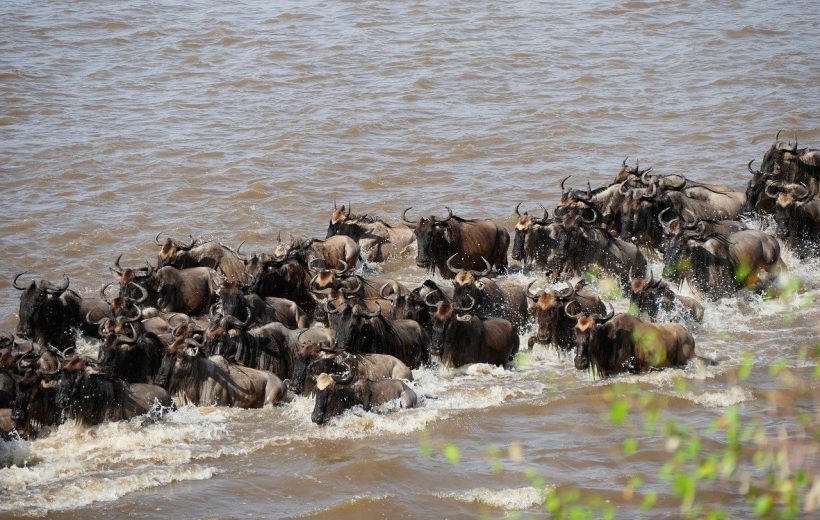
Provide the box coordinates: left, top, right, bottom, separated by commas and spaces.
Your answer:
433, 486, 547, 510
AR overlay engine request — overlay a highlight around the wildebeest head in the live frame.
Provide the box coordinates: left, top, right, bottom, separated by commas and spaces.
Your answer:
613, 158, 654, 184
658, 208, 689, 283
619, 182, 660, 244
527, 281, 576, 346
290, 328, 338, 395
512, 203, 549, 261
325, 201, 352, 238
568, 303, 614, 371
13, 273, 70, 339
555, 212, 596, 262
766, 182, 815, 240
156, 337, 201, 389
155, 233, 198, 268
11, 367, 60, 424
110, 255, 156, 302
449, 255, 492, 308
760, 130, 800, 174
328, 299, 382, 352
402, 207, 454, 269
628, 271, 673, 317
311, 366, 358, 425
56, 356, 92, 409
741, 160, 775, 214
428, 296, 474, 357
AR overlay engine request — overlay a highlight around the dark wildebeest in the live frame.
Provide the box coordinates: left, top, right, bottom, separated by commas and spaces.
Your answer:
402, 207, 509, 279
11, 368, 62, 438
0, 351, 17, 408
293, 343, 413, 397
553, 212, 648, 288
311, 371, 417, 425
628, 271, 704, 323
327, 300, 428, 369
512, 204, 561, 270
571, 306, 696, 378
326, 203, 415, 262
156, 234, 247, 283
526, 281, 605, 350
428, 297, 519, 368
660, 219, 783, 299
760, 131, 820, 189
201, 319, 296, 382
96, 315, 165, 385
217, 280, 309, 329
766, 182, 820, 259
57, 357, 172, 426
447, 255, 529, 333
156, 338, 285, 408
13, 273, 91, 351
248, 249, 317, 318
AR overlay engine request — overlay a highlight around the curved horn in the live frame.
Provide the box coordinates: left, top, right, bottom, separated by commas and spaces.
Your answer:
514, 202, 522, 217
657, 207, 675, 229
775, 129, 782, 142
594, 302, 615, 321
557, 281, 575, 299
553, 204, 569, 217
439, 206, 454, 223
99, 282, 114, 305
538, 204, 550, 223
401, 207, 417, 225
580, 206, 600, 224
470, 256, 492, 278
379, 281, 399, 300
623, 156, 629, 168
748, 160, 756, 174
765, 182, 780, 199
424, 289, 441, 308
446, 254, 461, 274
44, 275, 70, 292
526, 280, 541, 300
353, 302, 381, 318
324, 299, 345, 315
345, 202, 351, 218
331, 358, 357, 384
12, 272, 29, 290
560, 175, 571, 194
454, 294, 475, 312
339, 276, 362, 295
640, 181, 658, 200
112, 254, 124, 275
794, 182, 811, 202
681, 209, 698, 227
224, 305, 253, 329
308, 258, 326, 273
564, 300, 582, 320
332, 260, 348, 275
127, 282, 148, 304
85, 310, 109, 326
124, 302, 143, 323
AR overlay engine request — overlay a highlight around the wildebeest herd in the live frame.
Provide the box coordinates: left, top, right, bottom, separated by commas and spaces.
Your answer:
1, 131, 818, 439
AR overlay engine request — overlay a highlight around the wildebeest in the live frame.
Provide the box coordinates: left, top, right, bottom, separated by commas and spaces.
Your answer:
248, 249, 317, 318
202, 320, 296, 382
292, 343, 413, 397
303, 236, 360, 272
311, 372, 417, 425
402, 207, 509, 278
156, 233, 246, 283
57, 357, 172, 426
13, 273, 82, 350
571, 306, 696, 378
11, 368, 62, 438
628, 271, 704, 323
512, 204, 560, 269
428, 297, 519, 368
553, 212, 648, 287
326, 203, 415, 262
216, 280, 309, 329
766, 182, 820, 259
327, 300, 428, 369
96, 317, 165, 384
0, 351, 17, 408
760, 131, 820, 189
156, 338, 286, 408
526, 281, 605, 350
447, 255, 529, 333
661, 223, 783, 299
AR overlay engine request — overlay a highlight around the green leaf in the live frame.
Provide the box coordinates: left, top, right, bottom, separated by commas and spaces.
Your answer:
610, 399, 629, 426
623, 437, 638, 456
442, 443, 460, 464
738, 352, 754, 381
640, 491, 658, 510
754, 494, 773, 516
